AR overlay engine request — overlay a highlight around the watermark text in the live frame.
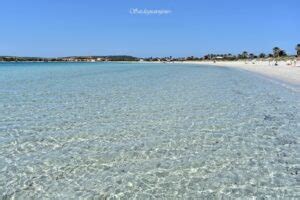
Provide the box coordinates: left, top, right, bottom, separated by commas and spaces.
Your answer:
129, 8, 172, 15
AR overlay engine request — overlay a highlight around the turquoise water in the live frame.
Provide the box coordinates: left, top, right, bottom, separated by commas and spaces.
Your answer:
0, 62, 299, 199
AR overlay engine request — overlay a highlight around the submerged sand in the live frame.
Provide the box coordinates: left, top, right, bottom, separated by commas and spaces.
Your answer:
1, 62, 299, 198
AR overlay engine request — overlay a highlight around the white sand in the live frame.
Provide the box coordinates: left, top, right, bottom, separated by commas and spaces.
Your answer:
181, 60, 300, 91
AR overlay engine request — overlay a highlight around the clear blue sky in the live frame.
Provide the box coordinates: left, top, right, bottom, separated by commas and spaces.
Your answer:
1, 0, 299, 57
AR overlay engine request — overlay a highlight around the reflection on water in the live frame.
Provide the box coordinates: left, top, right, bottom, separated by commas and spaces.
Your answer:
0, 62, 299, 199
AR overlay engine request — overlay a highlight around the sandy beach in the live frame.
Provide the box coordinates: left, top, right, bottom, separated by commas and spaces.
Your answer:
182, 60, 300, 91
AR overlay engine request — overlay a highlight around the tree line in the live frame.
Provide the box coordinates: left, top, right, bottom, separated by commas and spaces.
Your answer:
199, 45, 299, 61
1, 44, 299, 62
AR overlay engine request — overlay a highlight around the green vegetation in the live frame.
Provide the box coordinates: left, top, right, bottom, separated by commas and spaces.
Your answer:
0, 44, 299, 63
242, 51, 248, 59
200, 46, 294, 62
296, 44, 300, 57
259, 53, 266, 58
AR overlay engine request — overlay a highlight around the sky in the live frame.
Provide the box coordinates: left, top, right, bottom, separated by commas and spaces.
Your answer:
0, 0, 299, 57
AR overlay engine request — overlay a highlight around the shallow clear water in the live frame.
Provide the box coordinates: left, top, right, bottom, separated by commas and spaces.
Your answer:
0, 62, 299, 199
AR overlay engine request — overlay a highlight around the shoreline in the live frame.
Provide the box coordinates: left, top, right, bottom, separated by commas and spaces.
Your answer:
1, 60, 300, 91
180, 61, 300, 92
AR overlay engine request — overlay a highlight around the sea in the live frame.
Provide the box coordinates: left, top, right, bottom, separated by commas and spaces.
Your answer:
0, 62, 299, 199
